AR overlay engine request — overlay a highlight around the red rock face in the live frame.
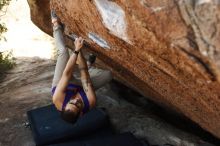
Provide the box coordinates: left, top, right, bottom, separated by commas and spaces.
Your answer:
28, 0, 220, 139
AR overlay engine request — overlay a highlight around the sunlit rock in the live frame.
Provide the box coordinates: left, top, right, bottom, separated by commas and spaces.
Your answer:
28, 0, 220, 139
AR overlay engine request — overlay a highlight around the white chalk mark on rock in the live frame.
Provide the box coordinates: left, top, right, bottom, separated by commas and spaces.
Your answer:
0, 118, 9, 123
88, 32, 110, 49
94, 0, 130, 43
195, 0, 213, 5
140, 0, 167, 12
151, 6, 166, 12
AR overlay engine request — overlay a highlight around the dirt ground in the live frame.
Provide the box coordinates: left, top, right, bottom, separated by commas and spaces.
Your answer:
0, 58, 54, 146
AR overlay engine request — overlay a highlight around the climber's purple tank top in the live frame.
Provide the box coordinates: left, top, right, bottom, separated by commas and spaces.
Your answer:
51, 83, 90, 114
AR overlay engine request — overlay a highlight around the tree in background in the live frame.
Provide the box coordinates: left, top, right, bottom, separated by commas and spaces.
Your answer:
0, 0, 15, 80
0, 0, 10, 39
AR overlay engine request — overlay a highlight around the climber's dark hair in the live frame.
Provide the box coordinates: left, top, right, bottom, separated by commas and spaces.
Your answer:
61, 109, 80, 124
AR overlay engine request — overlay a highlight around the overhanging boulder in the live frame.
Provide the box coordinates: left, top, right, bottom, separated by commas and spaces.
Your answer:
27, 0, 220, 139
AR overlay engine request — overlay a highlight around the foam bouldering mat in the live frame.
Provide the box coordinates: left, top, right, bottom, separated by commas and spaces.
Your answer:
47, 132, 148, 146
27, 104, 111, 146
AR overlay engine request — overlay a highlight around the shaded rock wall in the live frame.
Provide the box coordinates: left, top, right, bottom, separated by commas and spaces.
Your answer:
28, 0, 220, 139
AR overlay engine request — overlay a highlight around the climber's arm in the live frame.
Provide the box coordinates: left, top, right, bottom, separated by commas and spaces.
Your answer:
52, 52, 78, 109
78, 51, 96, 108
52, 37, 84, 109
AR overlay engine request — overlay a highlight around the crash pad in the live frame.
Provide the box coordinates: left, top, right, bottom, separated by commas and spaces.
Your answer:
27, 104, 110, 145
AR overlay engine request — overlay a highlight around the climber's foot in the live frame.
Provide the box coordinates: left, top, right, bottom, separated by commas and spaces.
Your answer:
51, 10, 65, 30
51, 10, 59, 26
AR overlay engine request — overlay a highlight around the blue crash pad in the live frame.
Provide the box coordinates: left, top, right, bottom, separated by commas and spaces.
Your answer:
27, 104, 111, 146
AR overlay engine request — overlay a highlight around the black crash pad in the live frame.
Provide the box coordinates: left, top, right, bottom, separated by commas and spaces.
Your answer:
47, 132, 148, 146
27, 104, 110, 146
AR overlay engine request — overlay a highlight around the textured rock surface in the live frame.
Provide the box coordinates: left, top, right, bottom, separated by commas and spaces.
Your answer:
28, 0, 220, 139
27, 0, 52, 35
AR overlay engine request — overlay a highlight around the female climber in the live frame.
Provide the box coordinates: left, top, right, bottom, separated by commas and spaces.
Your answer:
51, 10, 112, 123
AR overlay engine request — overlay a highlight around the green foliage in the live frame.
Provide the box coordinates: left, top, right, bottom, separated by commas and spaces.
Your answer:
0, 0, 10, 10
0, 51, 15, 70
0, 23, 7, 40
0, 0, 10, 40
0, 53, 15, 81
0, 0, 14, 79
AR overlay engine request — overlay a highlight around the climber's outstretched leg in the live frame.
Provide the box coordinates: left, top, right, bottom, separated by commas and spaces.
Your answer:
51, 10, 69, 88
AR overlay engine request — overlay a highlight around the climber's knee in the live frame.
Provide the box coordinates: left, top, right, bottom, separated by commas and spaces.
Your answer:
57, 48, 69, 57
53, 24, 63, 32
